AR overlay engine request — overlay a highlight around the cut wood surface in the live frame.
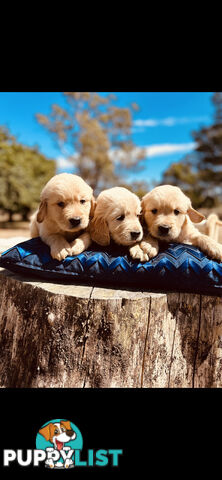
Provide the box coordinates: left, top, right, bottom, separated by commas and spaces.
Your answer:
0, 266, 222, 388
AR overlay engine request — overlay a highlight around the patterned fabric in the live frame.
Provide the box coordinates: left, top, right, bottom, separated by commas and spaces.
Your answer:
1, 236, 222, 295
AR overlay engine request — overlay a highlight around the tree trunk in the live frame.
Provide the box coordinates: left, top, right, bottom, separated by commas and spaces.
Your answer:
0, 267, 222, 388
21, 207, 30, 221
7, 210, 13, 222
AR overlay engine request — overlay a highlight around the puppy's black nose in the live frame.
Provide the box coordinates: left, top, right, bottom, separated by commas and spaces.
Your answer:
66, 429, 74, 438
130, 231, 141, 240
158, 225, 171, 235
69, 217, 81, 227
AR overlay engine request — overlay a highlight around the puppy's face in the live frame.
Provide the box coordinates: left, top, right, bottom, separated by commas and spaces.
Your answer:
142, 185, 205, 242
90, 187, 143, 246
39, 421, 76, 451
37, 174, 95, 232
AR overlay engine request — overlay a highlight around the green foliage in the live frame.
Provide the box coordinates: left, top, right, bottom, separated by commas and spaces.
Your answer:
0, 126, 56, 220
162, 93, 222, 208
162, 161, 206, 208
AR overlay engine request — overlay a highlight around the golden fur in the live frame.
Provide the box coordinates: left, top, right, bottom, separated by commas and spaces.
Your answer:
89, 187, 144, 255
30, 173, 95, 260
133, 185, 222, 262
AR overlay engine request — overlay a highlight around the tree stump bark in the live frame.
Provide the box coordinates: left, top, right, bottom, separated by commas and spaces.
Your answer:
0, 267, 222, 388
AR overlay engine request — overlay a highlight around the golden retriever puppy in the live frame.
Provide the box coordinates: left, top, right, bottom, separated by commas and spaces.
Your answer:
135, 185, 222, 262
30, 173, 95, 261
90, 187, 152, 259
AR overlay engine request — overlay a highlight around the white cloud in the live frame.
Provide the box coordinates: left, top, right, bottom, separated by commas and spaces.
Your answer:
134, 116, 209, 128
56, 156, 72, 169
143, 142, 196, 157
108, 143, 196, 162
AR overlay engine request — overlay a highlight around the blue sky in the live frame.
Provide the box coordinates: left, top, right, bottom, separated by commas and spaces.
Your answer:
0, 92, 214, 185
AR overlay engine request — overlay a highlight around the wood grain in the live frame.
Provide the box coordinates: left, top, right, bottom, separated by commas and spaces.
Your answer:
1, 267, 222, 388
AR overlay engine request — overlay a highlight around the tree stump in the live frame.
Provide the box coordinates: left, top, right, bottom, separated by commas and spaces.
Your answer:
0, 266, 222, 388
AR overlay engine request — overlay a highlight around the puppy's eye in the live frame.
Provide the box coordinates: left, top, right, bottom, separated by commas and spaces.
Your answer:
54, 429, 59, 434
80, 199, 86, 204
57, 202, 65, 208
116, 214, 125, 221
61, 427, 66, 432
151, 209, 158, 214
174, 209, 180, 215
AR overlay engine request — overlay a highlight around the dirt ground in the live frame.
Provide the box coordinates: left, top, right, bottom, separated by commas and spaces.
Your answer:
0, 224, 30, 239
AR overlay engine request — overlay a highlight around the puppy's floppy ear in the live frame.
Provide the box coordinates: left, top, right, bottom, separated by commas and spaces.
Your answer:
39, 423, 54, 441
37, 200, 47, 223
90, 214, 110, 246
138, 210, 149, 236
140, 199, 148, 227
141, 197, 148, 214
90, 196, 96, 218
187, 207, 205, 223
60, 420, 72, 430
139, 211, 147, 228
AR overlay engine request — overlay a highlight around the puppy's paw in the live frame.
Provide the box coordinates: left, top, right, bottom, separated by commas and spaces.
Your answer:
199, 238, 222, 262
69, 238, 85, 256
50, 246, 70, 261
64, 459, 73, 469
140, 240, 159, 259
129, 244, 149, 262
45, 459, 55, 468
209, 243, 222, 263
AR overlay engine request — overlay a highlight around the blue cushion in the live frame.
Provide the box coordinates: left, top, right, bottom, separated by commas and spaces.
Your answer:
1, 237, 222, 295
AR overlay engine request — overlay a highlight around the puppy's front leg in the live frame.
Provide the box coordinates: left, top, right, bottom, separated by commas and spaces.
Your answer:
129, 236, 159, 262
189, 232, 222, 262
140, 235, 159, 259
129, 244, 149, 262
41, 233, 71, 261
69, 232, 92, 256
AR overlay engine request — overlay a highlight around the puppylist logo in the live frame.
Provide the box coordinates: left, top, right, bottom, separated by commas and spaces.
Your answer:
3, 419, 123, 469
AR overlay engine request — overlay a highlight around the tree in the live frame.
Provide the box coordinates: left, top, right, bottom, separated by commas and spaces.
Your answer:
162, 160, 206, 208
119, 180, 151, 199
36, 92, 146, 193
0, 126, 56, 221
162, 92, 222, 208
